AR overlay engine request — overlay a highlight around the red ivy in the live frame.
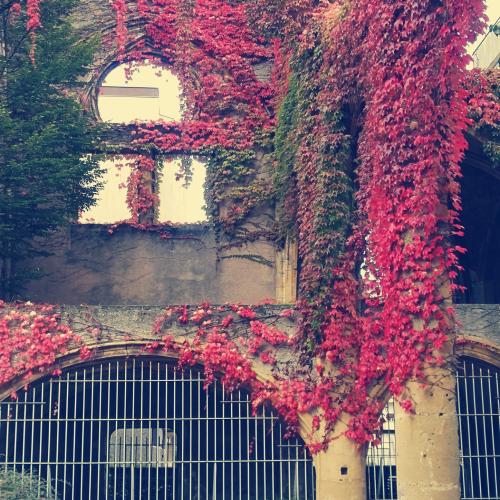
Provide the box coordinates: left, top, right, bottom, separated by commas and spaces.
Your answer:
0, 302, 74, 386
5, 0, 495, 450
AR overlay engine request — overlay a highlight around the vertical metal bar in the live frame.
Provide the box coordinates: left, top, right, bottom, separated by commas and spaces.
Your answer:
471, 361, 483, 498
456, 362, 466, 500
478, 364, 490, 498
238, 389, 242, 500
173, 366, 177, 498
114, 361, 119, 499
486, 363, 498, 499
156, 361, 160, 500
279, 421, 283, 499
294, 439, 299, 500
222, 382, 226, 500
12, 389, 19, 474
494, 365, 500, 500
21, 386, 28, 479
462, 359, 474, 497
136, 358, 141, 500
287, 428, 291, 500
229, 390, 234, 500
214, 379, 217, 500
146, 360, 150, 500
47, 375, 54, 497
122, 360, 128, 499
4, 399, 10, 469
262, 404, 267, 500
247, 392, 250, 500
389, 399, 396, 500
54, 374, 63, 498
212, 381, 220, 499
97, 362, 104, 500
34, 385, 44, 495
303, 444, 308, 500
29, 385, 37, 483
366, 447, 372, 500
71, 371, 78, 500
271, 411, 276, 500
80, 367, 87, 500
88, 365, 96, 500
189, 368, 193, 500
206, 377, 209, 500
197, 370, 201, 500
62, 372, 70, 500
105, 361, 111, 500
254, 406, 258, 500
164, 364, 171, 500
213, 462, 218, 500
181, 368, 185, 500
5, 399, 10, 472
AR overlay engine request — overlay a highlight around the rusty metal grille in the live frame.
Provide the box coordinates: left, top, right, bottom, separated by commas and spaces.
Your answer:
0, 358, 315, 500
366, 357, 500, 500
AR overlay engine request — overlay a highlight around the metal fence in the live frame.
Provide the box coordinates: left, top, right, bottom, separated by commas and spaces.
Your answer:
366, 357, 500, 500
0, 358, 315, 500
457, 357, 500, 499
365, 398, 397, 500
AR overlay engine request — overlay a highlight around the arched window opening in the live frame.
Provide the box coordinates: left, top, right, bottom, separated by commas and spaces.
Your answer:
79, 158, 133, 224
0, 358, 315, 499
158, 157, 207, 224
98, 61, 183, 124
78, 156, 207, 226
365, 357, 500, 500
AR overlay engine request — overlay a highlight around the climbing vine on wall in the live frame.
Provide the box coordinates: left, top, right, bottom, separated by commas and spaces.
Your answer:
4, 0, 500, 450
108, 0, 278, 235
0, 301, 76, 388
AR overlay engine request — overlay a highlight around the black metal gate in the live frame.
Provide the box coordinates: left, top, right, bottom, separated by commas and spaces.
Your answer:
457, 357, 500, 499
0, 358, 315, 500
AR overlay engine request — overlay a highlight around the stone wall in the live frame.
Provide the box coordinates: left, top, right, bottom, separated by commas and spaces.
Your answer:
23, 224, 276, 305
455, 304, 500, 344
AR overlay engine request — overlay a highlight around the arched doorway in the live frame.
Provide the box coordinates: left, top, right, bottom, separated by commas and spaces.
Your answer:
0, 357, 315, 499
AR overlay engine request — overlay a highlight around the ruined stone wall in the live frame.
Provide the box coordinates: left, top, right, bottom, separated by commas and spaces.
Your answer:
19, 0, 286, 306
23, 224, 277, 305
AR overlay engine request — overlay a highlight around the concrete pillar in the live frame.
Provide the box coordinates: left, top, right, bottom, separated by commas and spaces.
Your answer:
275, 237, 298, 304
312, 435, 366, 500
394, 364, 460, 500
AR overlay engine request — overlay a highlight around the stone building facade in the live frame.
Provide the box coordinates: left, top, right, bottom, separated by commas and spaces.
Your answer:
0, 2, 499, 499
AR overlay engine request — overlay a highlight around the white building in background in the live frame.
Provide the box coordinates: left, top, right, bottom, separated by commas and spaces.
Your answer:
472, 17, 500, 68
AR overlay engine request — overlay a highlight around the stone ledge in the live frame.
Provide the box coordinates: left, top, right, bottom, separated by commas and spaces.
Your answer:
57, 303, 500, 347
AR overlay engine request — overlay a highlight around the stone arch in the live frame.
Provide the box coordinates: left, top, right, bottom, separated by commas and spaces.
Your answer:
68, 1, 159, 120
0, 342, 314, 444
455, 335, 500, 369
